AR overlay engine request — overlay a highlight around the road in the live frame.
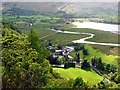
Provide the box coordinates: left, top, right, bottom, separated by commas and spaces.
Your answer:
90, 63, 111, 83
40, 32, 58, 39
50, 29, 120, 47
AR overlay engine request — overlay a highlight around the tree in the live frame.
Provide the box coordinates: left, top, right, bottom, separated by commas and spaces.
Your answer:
29, 29, 40, 51
47, 78, 74, 88
76, 53, 80, 63
106, 64, 110, 72
82, 49, 89, 56
2, 28, 52, 89
115, 58, 120, 83
73, 77, 85, 88
97, 81, 106, 89
91, 57, 96, 66
56, 56, 65, 65
97, 57, 104, 70
91, 57, 104, 70
57, 45, 62, 50
74, 44, 84, 51
81, 60, 90, 70
29, 29, 50, 62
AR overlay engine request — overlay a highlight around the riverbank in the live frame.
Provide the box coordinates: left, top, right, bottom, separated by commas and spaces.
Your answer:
50, 29, 120, 46
72, 22, 119, 34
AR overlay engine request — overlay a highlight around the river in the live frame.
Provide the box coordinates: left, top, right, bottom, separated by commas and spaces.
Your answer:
72, 22, 119, 34
71, 22, 120, 46
50, 21, 120, 46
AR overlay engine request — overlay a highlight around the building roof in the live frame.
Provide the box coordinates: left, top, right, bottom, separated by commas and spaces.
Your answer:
55, 50, 62, 52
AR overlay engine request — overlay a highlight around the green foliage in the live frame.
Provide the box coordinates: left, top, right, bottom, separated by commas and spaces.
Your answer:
2, 14, 120, 89
64, 62, 75, 68
29, 29, 40, 51
47, 78, 74, 88
64, 28, 119, 44
2, 19, 18, 31
53, 68, 103, 85
115, 75, 120, 83
74, 44, 84, 51
2, 28, 52, 89
112, 57, 120, 83
106, 64, 110, 71
29, 29, 50, 62
97, 81, 106, 89
81, 60, 90, 70
76, 53, 80, 63
73, 77, 85, 88
91, 56, 117, 74
3, 7, 38, 16
116, 57, 120, 83
56, 56, 65, 65
82, 49, 89, 56
71, 44, 118, 65
91, 57, 104, 70
97, 78, 120, 89
43, 33, 89, 45
117, 58, 120, 76
97, 57, 104, 70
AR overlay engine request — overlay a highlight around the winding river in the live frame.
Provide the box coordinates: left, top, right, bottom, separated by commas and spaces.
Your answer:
51, 22, 120, 46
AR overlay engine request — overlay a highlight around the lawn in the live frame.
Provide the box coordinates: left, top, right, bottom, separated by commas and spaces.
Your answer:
53, 67, 103, 85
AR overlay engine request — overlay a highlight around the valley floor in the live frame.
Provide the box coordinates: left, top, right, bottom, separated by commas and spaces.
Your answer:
53, 67, 103, 85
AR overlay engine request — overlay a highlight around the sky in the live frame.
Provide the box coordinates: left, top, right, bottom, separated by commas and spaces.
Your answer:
1, 0, 120, 2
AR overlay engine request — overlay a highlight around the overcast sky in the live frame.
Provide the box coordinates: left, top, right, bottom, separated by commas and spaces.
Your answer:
1, 0, 120, 2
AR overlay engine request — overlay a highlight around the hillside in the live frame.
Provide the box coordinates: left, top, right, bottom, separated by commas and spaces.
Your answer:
2, 2, 118, 18
1, 2, 120, 89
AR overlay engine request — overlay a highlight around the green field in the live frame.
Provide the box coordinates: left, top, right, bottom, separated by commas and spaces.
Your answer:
71, 44, 118, 65
5, 15, 119, 44
20, 28, 55, 37
64, 28, 119, 44
53, 68, 103, 85
20, 28, 89, 45
4, 15, 119, 55
91, 44, 119, 55
43, 33, 89, 45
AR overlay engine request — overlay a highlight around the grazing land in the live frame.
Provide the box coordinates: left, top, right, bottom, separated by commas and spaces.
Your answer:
63, 28, 119, 44
42, 33, 89, 45
70, 44, 118, 65
53, 67, 103, 85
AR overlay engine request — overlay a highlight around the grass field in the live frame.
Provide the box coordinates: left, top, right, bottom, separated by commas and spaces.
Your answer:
20, 28, 55, 37
15, 21, 27, 25
91, 44, 120, 55
11, 15, 119, 45
64, 28, 119, 44
6, 15, 119, 55
53, 68, 103, 85
43, 33, 89, 45
20, 28, 89, 45
71, 44, 118, 65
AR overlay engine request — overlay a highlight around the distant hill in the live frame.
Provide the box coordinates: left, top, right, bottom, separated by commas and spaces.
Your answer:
2, 2, 118, 17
